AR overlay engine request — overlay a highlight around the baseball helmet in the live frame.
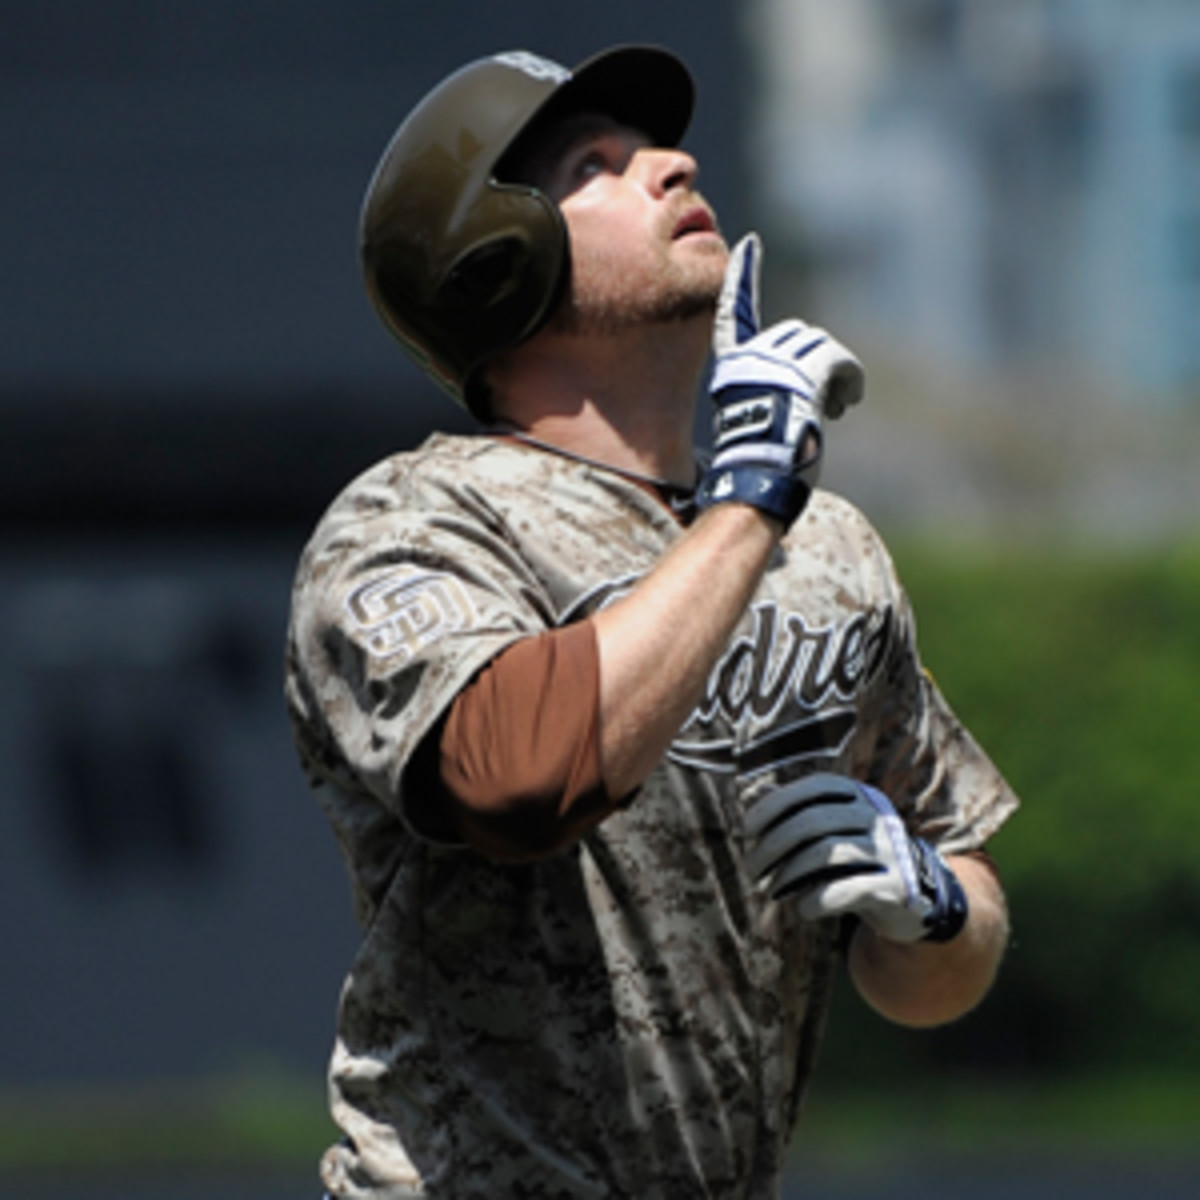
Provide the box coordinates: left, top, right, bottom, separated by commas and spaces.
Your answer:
359, 45, 695, 414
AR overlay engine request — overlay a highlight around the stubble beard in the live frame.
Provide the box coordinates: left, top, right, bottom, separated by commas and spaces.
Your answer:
550, 247, 724, 337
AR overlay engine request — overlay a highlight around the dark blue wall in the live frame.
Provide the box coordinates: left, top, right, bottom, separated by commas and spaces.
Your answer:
2, 0, 744, 401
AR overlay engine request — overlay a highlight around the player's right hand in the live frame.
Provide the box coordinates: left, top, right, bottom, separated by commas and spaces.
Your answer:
695, 234, 865, 530
711, 233, 864, 419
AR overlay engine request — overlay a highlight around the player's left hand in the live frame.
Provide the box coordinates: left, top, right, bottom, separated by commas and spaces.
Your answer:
744, 772, 968, 944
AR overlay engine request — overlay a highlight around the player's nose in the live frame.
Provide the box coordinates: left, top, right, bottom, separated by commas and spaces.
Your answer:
638, 146, 699, 197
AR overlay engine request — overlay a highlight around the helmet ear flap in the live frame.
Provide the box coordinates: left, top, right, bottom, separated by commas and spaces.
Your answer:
443, 236, 529, 310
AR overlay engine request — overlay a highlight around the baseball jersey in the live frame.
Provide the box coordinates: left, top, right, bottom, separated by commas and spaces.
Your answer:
285, 431, 1018, 1199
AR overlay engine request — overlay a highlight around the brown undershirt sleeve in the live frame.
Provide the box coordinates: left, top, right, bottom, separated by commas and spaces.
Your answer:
407, 621, 623, 861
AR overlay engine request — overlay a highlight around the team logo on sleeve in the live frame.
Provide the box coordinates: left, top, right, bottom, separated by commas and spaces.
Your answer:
345, 567, 476, 665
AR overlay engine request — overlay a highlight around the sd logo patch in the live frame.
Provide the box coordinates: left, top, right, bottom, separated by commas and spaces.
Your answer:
345, 567, 476, 665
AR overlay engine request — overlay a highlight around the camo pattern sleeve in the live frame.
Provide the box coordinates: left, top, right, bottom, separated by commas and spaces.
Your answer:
285, 436, 561, 908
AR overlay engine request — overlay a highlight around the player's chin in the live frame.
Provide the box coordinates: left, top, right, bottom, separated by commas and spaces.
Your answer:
678, 235, 729, 293
655, 278, 722, 324
674, 229, 728, 258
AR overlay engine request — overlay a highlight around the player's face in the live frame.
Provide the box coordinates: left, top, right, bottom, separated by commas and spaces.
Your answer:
519, 114, 728, 334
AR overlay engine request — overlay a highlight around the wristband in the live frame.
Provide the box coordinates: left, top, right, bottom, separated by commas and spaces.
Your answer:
694, 463, 812, 529
912, 839, 970, 943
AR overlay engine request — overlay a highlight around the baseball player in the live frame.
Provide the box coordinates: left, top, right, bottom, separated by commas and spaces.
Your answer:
286, 45, 1019, 1199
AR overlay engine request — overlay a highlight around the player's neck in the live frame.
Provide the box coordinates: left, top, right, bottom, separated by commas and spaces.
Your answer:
488, 318, 709, 487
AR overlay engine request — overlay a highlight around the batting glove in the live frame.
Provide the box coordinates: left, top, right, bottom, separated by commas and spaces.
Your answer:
695, 233, 864, 530
744, 772, 968, 944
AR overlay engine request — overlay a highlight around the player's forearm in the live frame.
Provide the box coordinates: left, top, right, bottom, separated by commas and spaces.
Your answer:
847, 854, 1010, 1028
592, 502, 781, 800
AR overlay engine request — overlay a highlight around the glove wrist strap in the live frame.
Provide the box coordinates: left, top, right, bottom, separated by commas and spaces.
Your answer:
694, 464, 811, 529
912, 839, 970, 943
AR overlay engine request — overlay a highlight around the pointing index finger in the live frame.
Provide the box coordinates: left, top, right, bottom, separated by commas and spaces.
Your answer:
713, 232, 762, 354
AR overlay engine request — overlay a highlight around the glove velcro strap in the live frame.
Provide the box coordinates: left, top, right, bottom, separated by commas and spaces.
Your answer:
912, 839, 969, 943
694, 463, 812, 528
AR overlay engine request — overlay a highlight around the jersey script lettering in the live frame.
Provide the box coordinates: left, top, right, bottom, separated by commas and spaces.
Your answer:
669, 601, 895, 777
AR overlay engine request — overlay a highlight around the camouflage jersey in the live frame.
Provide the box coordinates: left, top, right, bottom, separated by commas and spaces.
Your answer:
285, 431, 1018, 1199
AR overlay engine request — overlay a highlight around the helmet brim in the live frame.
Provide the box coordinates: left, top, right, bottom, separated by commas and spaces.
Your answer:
504, 45, 695, 171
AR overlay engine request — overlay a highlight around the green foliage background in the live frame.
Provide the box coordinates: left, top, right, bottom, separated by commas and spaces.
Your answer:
811, 539, 1200, 1139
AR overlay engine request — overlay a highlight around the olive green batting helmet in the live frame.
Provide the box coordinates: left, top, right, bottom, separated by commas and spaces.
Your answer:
359, 45, 695, 413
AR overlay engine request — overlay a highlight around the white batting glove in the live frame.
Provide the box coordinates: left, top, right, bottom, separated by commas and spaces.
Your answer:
696, 234, 865, 530
744, 772, 968, 944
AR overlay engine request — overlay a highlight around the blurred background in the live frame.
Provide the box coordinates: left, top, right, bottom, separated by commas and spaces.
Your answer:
1, 1, 1197, 1197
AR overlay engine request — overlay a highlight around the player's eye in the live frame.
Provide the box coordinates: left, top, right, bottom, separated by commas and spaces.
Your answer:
573, 149, 610, 181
